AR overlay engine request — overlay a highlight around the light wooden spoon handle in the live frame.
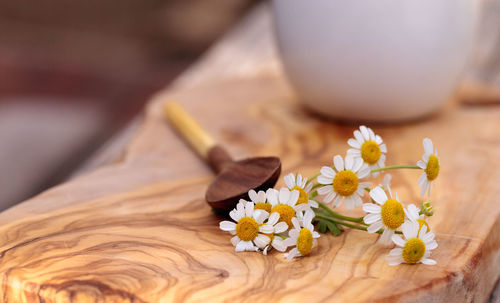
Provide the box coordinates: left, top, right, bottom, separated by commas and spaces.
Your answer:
164, 102, 232, 172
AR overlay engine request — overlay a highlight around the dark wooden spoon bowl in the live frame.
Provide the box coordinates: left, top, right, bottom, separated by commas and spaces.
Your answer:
165, 103, 281, 213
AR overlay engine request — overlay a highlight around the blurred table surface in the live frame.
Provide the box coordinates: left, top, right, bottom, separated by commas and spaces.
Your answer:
0, 3, 499, 302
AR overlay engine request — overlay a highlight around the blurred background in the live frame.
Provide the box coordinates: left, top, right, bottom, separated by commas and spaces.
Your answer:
0, 0, 499, 212
0, 0, 259, 210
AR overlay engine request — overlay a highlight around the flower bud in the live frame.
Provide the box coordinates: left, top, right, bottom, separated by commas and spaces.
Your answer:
420, 201, 434, 216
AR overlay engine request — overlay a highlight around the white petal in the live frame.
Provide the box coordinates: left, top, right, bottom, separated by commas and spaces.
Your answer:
420, 180, 429, 197
367, 221, 384, 233
354, 130, 365, 144
364, 213, 381, 224
370, 186, 388, 205
304, 209, 315, 225
291, 217, 301, 230
229, 210, 242, 222
286, 248, 299, 261
344, 196, 355, 210
324, 190, 336, 203
274, 222, 288, 233
352, 194, 363, 208
422, 232, 435, 243
402, 221, 418, 239
388, 248, 403, 256
284, 173, 295, 189
289, 228, 299, 239
266, 188, 279, 205
279, 187, 291, 204
259, 224, 274, 234
345, 156, 354, 170
391, 235, 406, 247
245, 202, 254, 218
231, 235, 240, 246
283, 237, 296, 247
380, 143, 387, 153
256, 190, 266, 203
288, 190, 300, 205
405, 204, 420, 222
219, 221, 236, 231
268, 212, 280, 225
253, 209, 269, 224
375, 135, 383, 145
332, 195, 342, 207
333, 155, 344, 171
360, 125, 370, 140
348, 138, 361, 148
320, 166, 336, 178
309, 200, 319, 208
254, 234, 270, 248
318, 175, 333, 185
347, 149, 361, 156
421, 258, 437, 265
426, 240, 438, 250
352, 158, 363, 172
235, 240, 251, 252
363, 203, 381, 214
248, 189, 258, 203
367, 127, 376, 141
379, 228, 394, 244
357, 166, 371, 178
296, 174, 303, 187
272, 238, 287, 252
417, 160, 427, 169
423, 138, 433, 155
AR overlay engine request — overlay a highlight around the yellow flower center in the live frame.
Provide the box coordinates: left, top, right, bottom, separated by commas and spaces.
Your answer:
361, 140, 381, 164
271, 204, 295, 228
332, 170, 359, 196
425, 154, 440, 181
380, 199, 405, 229
297, 228, 313, 256
235, 217, 259, 241
292, 186, 309, 205
254, 202, 271, 213
402, 238, 426, 263
417, 218, 430, 235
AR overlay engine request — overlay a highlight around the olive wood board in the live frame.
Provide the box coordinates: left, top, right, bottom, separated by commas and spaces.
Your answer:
0, 76, 499, 302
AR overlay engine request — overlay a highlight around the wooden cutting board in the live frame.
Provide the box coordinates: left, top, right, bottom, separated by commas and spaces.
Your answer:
0, 73, 499, 302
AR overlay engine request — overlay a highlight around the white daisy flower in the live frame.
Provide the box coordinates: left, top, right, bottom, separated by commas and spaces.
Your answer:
406, 204, 431, 236
317, 155, 371, 210
284, 173, 318, 208
219, 201, 284, 252
261, 212, 289, 255
363, 186, 406, 244
266, 187, 309, 229
347, 125, 387, 176
386, 220, 438, 266
283, 209, 320, 261
248, 189, 272, 213
417, 138, 440, 197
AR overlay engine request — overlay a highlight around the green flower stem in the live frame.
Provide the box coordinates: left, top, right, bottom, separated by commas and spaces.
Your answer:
371, 165, 421, 173
317, 202, 366, 225
306, 172, 321, 185
311, 183, 322, 191
315, 214, 402, 235
315, 214, 375, 233
309, 190, 318, 199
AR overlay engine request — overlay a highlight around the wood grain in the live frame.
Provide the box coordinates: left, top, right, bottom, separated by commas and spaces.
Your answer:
0, 74, 499, 302
1, 3, 500, 302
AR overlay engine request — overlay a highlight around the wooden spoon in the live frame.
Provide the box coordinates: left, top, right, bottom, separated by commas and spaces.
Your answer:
164, 102, 281, 213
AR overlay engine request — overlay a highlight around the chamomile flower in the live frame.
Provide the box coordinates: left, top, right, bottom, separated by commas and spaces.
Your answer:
219, 201, 283, 252
347, 125, 387, 176
406, 204, 431, 236
284, 173, 318, 208
248, 189, 272, 213
283, 209, 320, 261
363, 186, 406, 244
386, 220, 438, 266
417, 138, 440, 197
261, 212, 289, 255
317, 155, 371, 210
266, 187, 309, 229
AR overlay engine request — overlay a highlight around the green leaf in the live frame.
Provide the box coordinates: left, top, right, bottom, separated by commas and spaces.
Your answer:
318, 220, 327, 233
326, 221, 342, 236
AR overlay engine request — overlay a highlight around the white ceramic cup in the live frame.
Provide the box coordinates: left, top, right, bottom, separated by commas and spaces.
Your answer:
271, 0, 480, 122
